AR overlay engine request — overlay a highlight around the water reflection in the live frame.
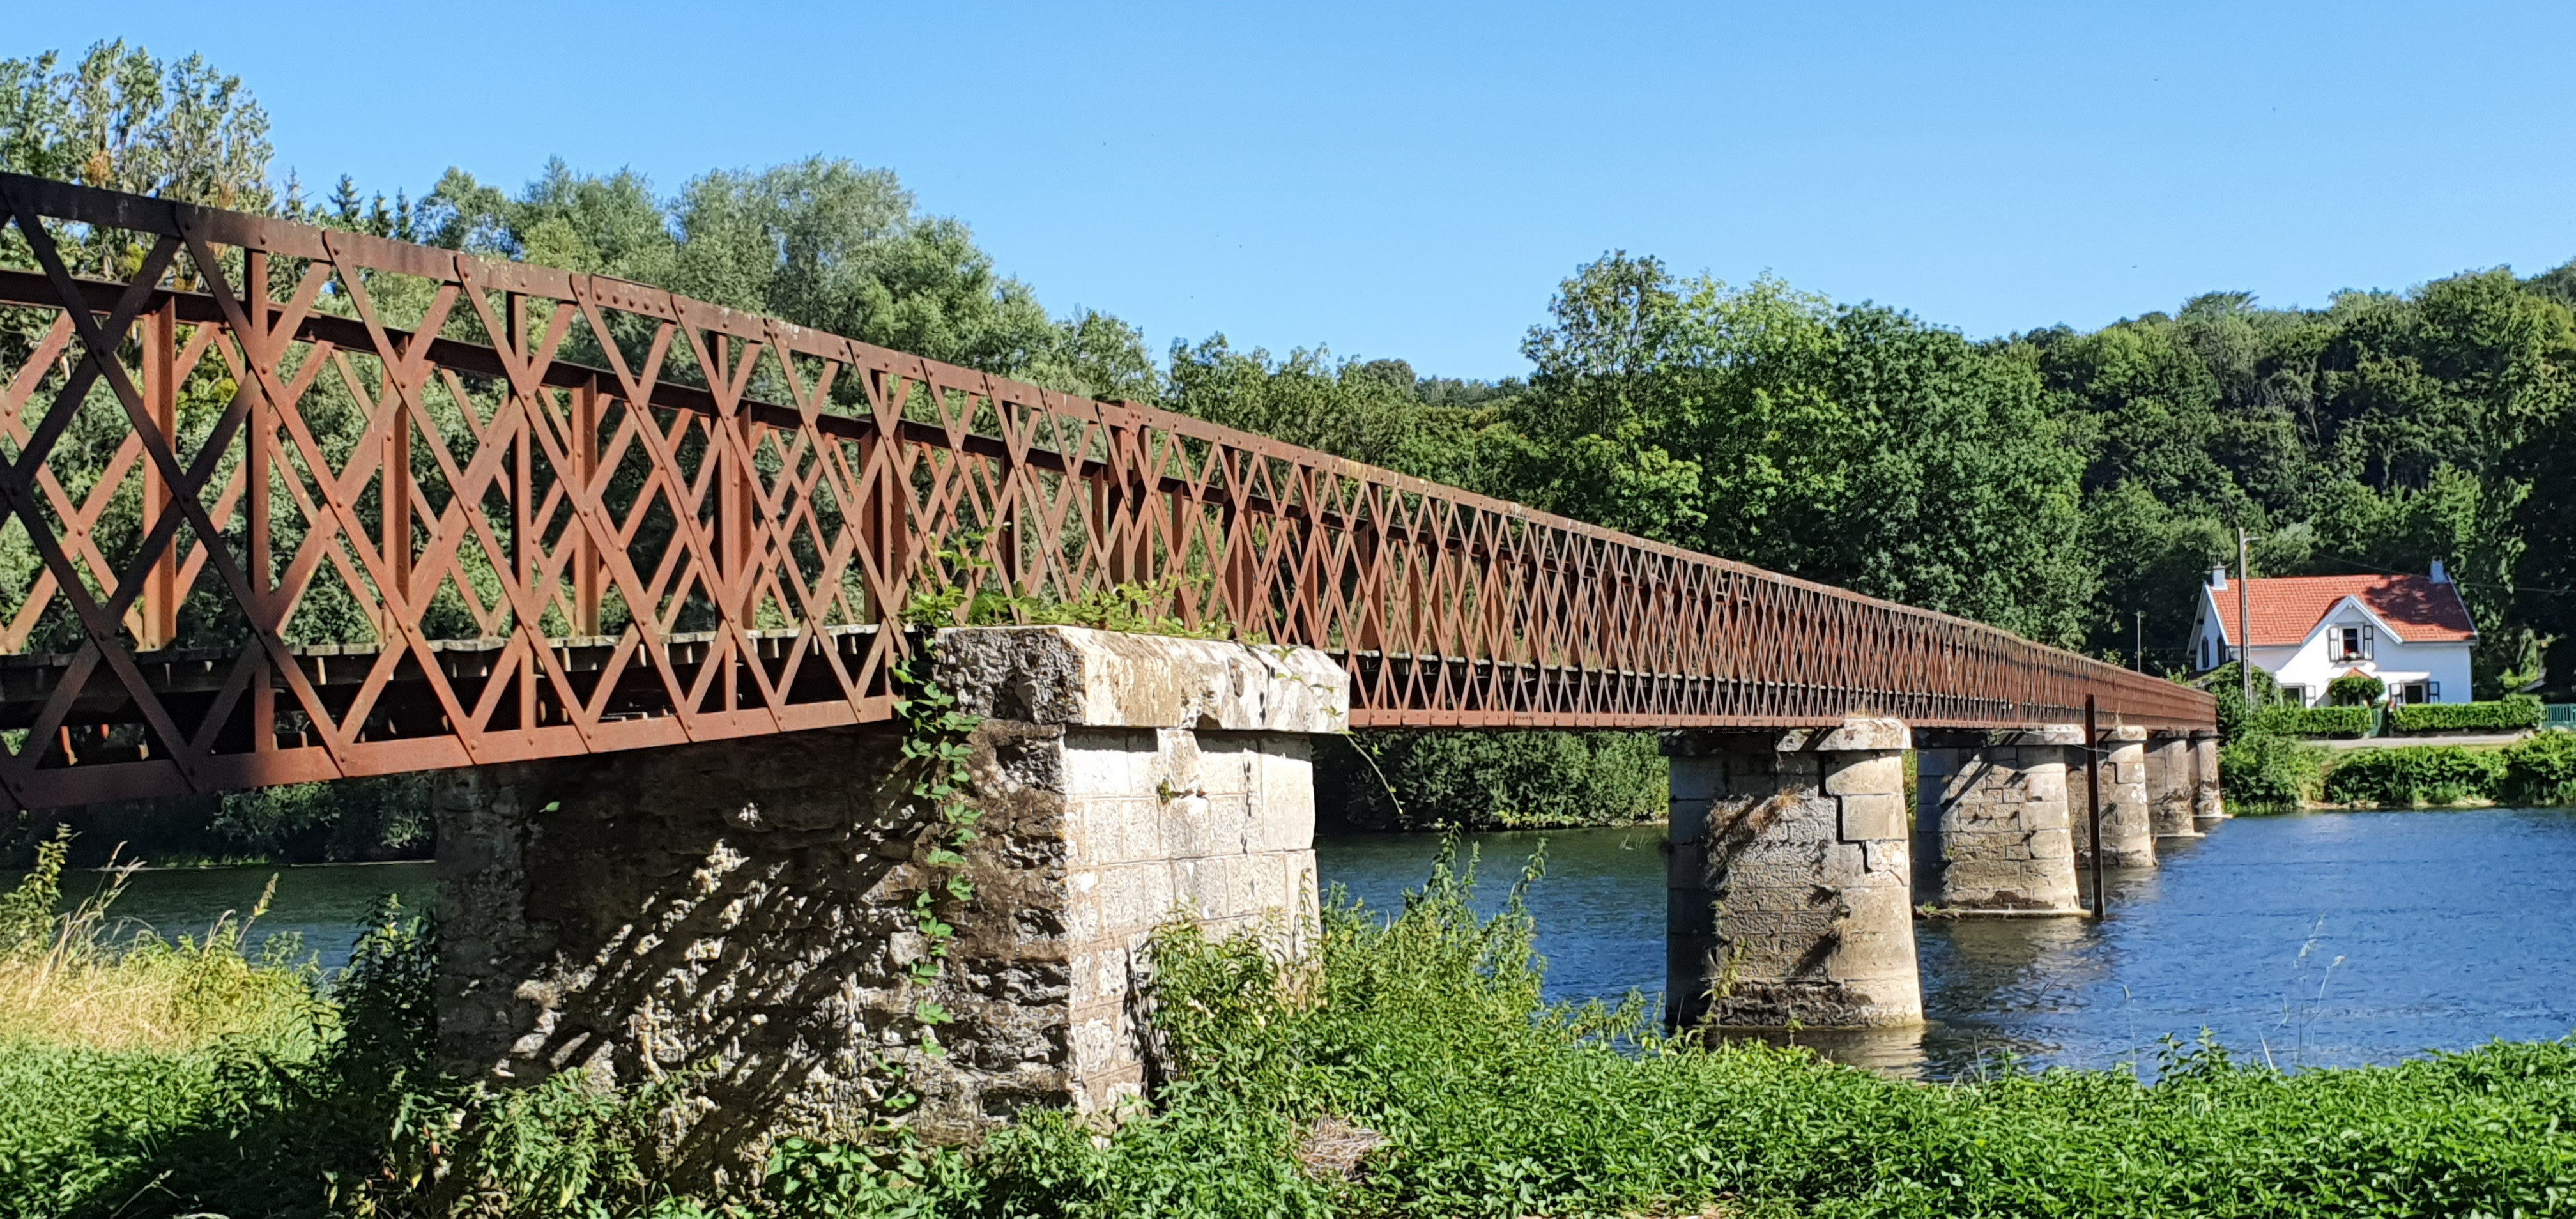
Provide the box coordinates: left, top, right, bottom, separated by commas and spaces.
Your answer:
1319, 808, 2576, 1077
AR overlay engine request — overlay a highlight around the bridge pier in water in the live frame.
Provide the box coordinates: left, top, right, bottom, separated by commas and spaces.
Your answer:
1665, 718, 1921, 1030
1913, 726, 2086, 915
2147, 733, 2205, 840
2071, 726, 2157, 868
430, 627, 1344, 1163
2193, 730, 2228, 821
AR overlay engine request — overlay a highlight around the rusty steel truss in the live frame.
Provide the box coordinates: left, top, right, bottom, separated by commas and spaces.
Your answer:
0, 173, 2211, 810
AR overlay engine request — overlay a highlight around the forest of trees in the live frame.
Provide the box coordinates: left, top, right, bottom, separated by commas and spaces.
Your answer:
8, 40, 2575, 837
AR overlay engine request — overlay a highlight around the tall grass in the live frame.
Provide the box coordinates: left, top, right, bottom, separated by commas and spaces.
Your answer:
0, 828, 318, 1052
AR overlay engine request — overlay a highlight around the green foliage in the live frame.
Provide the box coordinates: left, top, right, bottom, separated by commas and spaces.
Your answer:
1507, 257, 2094, 646
1317, 730, 1666, 831
0, 826, 67, 956
0, 41, 273, 210
2326, 673, 2388, 706
2248, 703, 2375, 738
2388, 696, 2545, 735
2322, 746, 2508, 808
2220, 734, 2328, 811
422, 157, 1152, 402
890, 656, 983, 1069
2197, 661, 2284, 740
210, 774, 437, 862
2499, 731, 2576, 806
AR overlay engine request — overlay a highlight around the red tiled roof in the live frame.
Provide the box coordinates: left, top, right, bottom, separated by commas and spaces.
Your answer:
2208, 574, 2476, 646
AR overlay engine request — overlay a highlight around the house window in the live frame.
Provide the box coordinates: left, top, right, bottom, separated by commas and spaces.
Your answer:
2279, 685, 2309, 707
2403, 682, 2429, 705
2329, 625, 2375, 662
2202, 639, 2212, 669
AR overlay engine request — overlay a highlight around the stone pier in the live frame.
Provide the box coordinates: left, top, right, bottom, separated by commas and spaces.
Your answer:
431, 626, 1344, 1177
2147, 733, 2204, 839
1913, 727, 2084, 915
2192, 730, 2227, 820
1666, 718, 1920, 1029
2071, 725, 2156, 868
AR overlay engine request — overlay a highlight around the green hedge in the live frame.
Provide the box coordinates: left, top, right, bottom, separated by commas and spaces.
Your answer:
2501, 731, 2576, 805
2387, 696, 2544, 735
2246, 704, 2373, 738
2322, 746, 2507, 806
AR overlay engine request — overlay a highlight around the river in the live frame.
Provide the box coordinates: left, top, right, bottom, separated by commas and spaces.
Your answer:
20, 806, 2576, 1077
1319, 808, 2576, 1075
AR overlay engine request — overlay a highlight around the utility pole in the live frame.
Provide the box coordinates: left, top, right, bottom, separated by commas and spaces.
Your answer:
2134, 610, 2144, 673
2238, 527, 2255, 709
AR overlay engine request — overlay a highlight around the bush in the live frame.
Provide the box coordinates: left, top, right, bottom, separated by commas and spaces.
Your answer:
2388, 695, 2545, 735
1319, 730, 1666, 830
2322, 746, 2507, 807
2500, 731, 2576, 806
2220, 734, 2327, 810
2248, 704, 2374, 738
2326, 673, 2387, 706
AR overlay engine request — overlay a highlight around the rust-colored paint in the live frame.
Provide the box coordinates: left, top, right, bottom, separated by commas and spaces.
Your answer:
0, 174, 2212, 811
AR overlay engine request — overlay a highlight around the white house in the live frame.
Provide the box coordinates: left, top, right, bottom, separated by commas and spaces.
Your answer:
2189, 563, 2475, 707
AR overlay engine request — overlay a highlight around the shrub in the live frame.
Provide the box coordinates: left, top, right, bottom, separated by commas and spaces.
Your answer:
2326, 673, 2387, 706
2248, 704, 2373, 738
2388, 695, 2545, 735
2322, 746, 2507, 807
2220, 733, 2327, 810
2500, 731, 2576, 806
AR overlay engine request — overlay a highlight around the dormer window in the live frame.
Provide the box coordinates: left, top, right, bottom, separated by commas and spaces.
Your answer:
2329, 624, 2374, 661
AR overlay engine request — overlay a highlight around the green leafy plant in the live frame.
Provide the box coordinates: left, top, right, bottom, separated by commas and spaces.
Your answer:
2326, 673, 2388, 707
2248, 703, 2374, 739
2499, 730, 2576, 805
2322, 745, 2507, 807
2220, 733, 2328, 811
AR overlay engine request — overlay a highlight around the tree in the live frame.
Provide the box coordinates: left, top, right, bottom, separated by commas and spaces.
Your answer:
1509, 256, 2094, 645
420, 157, 1156, 401
0, 41, 272, 210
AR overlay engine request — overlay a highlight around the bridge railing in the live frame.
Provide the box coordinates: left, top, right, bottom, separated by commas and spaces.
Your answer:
0, 173, 2210, 808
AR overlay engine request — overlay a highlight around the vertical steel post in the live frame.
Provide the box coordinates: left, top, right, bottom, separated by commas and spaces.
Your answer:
2085, 694, 2106, 920
571, 378, 602, 636
139, 298, 177, 649
243, 249, 277, 751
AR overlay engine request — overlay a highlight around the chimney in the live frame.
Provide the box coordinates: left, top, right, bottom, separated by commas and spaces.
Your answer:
2430, 558, 2451, 584
2210, 565, 2228, 590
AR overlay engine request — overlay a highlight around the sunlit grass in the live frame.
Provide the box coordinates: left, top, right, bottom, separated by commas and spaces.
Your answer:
0, 829, 319, 1054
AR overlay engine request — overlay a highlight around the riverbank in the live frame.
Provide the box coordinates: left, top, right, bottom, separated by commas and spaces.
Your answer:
7, 838, 2576, 1216
2223, 729, 2576, 811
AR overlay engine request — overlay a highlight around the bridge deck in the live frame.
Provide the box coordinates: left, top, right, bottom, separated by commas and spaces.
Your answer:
0, 172, 2210, 809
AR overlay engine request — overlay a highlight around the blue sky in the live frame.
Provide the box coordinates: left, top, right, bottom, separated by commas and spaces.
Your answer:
19, 1, 2574, 378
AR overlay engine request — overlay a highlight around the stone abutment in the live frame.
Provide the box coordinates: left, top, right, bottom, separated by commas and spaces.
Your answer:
431, 626, 1344, 1180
